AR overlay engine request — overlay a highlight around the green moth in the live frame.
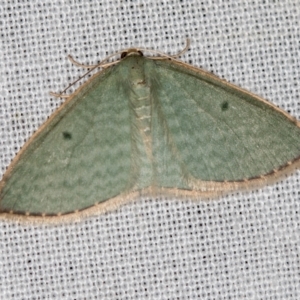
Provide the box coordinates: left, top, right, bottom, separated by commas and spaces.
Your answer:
1, 45, 300, 221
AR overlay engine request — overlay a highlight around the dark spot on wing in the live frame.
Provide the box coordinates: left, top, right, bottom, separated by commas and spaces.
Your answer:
221, 101, 229, 111
62, 131, 72, 140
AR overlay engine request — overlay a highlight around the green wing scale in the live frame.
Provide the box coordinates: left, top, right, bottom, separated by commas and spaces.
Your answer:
0, 66, 133, 215
150, 59, 300, 183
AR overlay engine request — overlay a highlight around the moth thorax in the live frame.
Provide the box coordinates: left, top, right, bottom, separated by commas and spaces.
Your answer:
128, 61, 152, 138
131, 85, 152, 137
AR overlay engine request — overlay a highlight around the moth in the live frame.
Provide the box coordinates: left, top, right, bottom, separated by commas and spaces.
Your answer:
1, 41, 299, 221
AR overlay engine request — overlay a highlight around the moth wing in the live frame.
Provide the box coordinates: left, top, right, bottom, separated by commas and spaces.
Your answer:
0, 66, 134, 215
149, 59, 300, 187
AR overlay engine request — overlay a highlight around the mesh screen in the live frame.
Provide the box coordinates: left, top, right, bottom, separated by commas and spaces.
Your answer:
1, 1, 300, 299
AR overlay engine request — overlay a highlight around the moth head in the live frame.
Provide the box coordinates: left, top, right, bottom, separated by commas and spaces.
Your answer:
121, 49, 144, 59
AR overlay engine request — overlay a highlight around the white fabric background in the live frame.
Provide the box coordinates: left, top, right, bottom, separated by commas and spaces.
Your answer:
1, 0, 300, 299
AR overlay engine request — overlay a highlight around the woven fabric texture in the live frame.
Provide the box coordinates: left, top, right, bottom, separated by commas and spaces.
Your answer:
0, 1, 299, 299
